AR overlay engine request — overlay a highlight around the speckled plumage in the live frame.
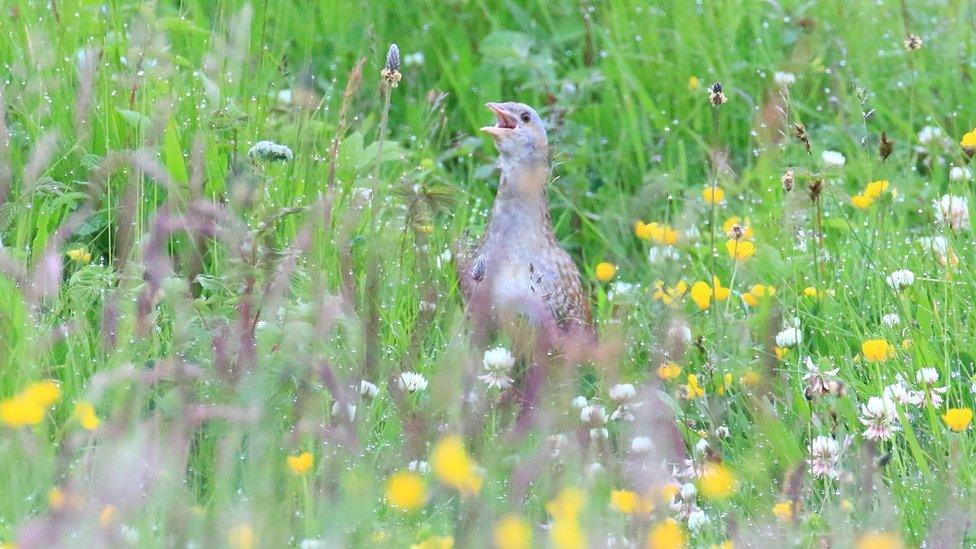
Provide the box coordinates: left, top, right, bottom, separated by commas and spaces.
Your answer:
458, 102, 592, 348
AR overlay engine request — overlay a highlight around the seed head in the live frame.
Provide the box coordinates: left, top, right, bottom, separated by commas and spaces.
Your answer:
904, 35, 923, 51
381, 43, 402, 88
781, 169, 795, 192
792, 123, 811, 154
708, 82, 727, 107
730, 224, 744, 240
879, 131, 894, 161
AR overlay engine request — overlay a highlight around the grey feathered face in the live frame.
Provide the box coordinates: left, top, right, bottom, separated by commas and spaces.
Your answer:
481, 102, 549, 163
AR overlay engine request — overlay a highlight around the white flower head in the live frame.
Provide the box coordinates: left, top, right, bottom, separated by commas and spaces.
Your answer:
773, 71, 796, 87
580, 404, 608, 426
807, 435, 840, 479
949, 166, 973, 183
408, 460, 429, 474
247, 140, 294, 162
916, 367, 947, 407
331, 401, 356, 421
881, 313, 901, 327
630, 436, 653, 453
885, 269, 915, 291
775, 327, 802, 348
608, 281, 636, 300
693, 438, 710, 455
860, 396, 900, 440
821, 150, 846, 168
934, 195, 970, 231
359, 380, 379, 398
571, 395, 588, 409
648, 246, 681, 264
687, 508, 711, 530
397, 371, 428, 393
609, 383, 637, 403
479, 347, 516, 389
917, 125, 944, 146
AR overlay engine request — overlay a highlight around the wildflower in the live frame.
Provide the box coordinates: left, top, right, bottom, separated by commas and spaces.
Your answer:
881, 313, 900, 327
571, 395, 588, 409
781, 170, 795, 191
775, 327, 801, 348
398, 372, 428, 393
359, 380, 379, 398
702, 185, 725, 205
386, 471, 427, 511
636, 221, 680, 245
803, 286, 820, 298
579, 404, 607, 426
609, 383, 637, 403
918, 126, 944, 147
740, 369, 762, 387
493, 515, 531, 549
903, 34, 922, 51
742, 284, 775, 307
547, 488, 585, 549
725, 239, 755, 261
381, 43, 402, 88
864, 180, 889, 199
961, 128, 976, 154
646, 519, 686, 549
883, 376, 923, 407
411, 536, 454, 549
687, 76, 700, 91
856, 531, 904, 549
648, 246, 681, 264
821, 150, 845, 167
916, 368, 947, 407
933, 194, 970, 230
851, 194, 874, 209
408, 460, 428, 474
430, 435, 482, 496
631, 436, 653, 453
722, 217, 753, 239
246, 140, 293, 162
698, 463, 735, 499
608, 281, 636, 300
228, 524, 256, 549
861, 339, 893, 362
807, 436, 841, 479
879, 131, 894, 160
684, 375, 704, 399
23, 380, 60, 407
657, 363, 682, 381
610, 489, 652, 515
773, 71, 796, 87
949, 166, 973, 182
74, 401, 100, 430
331, 400, 356, 420
480, 347, 516, 389
772, 501, 793, 522
708, 82, 727, 106
860, 397, 900, 441
652, 280, 688, 306
803, 357, 842, 400
687, 508, 710, 531
287, 452, 313, 475
66, 248, 92, 263
595, 262, 617, 282
689, 281, 713, 310
885, 269, 915, 291
0, 396, 44, 427
942, 407, 973, 432
918, 235, 958, 266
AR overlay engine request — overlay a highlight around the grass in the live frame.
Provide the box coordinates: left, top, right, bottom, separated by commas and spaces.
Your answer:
0, 0, 975, 546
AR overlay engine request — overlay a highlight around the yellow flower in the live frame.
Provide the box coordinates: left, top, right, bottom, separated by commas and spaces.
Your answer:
687, 76, 700, 91
287, 451, 313, 475
431, 435, 482, 495
646, 519, 686, 549
942, 407, 973, 432
689, 281, 712, 310
99, 504, 116, 527
0, 396, 44, 427
740, 370, 762, 387
698, 463, 735, 500
595, 262, 617, 282
851, 194, 874, 209
493, 515, 531, 549
711, 277, 730, 301
802, 286, 819, 298
774, 347, 789, 359
66, 248, 92, 263
610, 489, 653, 515
711, 542, 734, 549
722, 217, 754, 240
725, 239, 755, 261
656, 483, 680, 504
547, 488, 585, 549
715, 372, 733, 396
386, 471, 427, 511
227, 523, 256, 549
840, 499, 854, 511
742, 284, 775, 307
636, 222, 680, 245
652, 280, 688, 307
702, 186, 725, 205
48, 487, 65, 510
861, 339, 893, 362
772, 501, 793, 522
657, 363, 682, 381
684, 374, 704, 399
73, 401, 100, 430
23, 380, 60, 407
960, 130, 976, 149
412, 536, 454, 549
856, 531, 904, 549
864, 179, 890, 199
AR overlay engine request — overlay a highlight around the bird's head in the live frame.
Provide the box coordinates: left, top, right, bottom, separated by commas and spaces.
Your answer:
481, 102, 548, 164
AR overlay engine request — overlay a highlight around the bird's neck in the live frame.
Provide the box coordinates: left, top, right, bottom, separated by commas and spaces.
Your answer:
485, 157, 554, 241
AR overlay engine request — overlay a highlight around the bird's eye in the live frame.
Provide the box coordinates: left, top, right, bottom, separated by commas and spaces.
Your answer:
520, 112, 531, 123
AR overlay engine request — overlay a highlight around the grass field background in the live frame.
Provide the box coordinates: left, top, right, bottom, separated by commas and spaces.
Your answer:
0, 0, 975, 546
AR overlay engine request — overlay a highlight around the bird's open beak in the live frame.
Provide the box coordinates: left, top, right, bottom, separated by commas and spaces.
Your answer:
480, 102, 516, 137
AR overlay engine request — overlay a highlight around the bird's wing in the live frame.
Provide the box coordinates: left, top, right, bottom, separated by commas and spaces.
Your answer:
528, 252, 591, 332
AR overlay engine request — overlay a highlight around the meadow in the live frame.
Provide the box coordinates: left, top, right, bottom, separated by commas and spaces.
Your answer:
0, 0, 975, 546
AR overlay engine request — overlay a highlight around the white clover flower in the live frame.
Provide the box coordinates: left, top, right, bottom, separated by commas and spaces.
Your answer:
860, 396, 900, 441
775, 327, 802, 348
359, 380, 379, 398
608, 383, 641, 422
609, 383, 636, 402
884, 375, 923, 407
571, 395, 588, 409
881, 313, 901, 327
679, 482, 697, 500
331, 401, 356, 421
917, 125, 944, 146
407, 460, 429, 474
687, 508, 711, 530
693, 438, 709, 455
580, 404, 608, 426
803, 356, 841, 399
885, 269, 915, 291
435, 248, 453, 270
607, 281, 636, 300
807, 435, 840, 479
949, 166, 973, 183
648, 246, 681, 264
479, 347, 516, 389
630, 436, 653, 453
821, 150, 846, 168
917, 367, 939, 385
773, 71, 796, 87
714, 425, 730, 439
916, 367, 947, 407
397, 371, 428, 393
589, 427, 609, 441
247, 140, 294, 162
934, 194, 970, 230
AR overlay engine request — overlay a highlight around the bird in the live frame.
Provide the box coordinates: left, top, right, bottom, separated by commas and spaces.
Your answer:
457, 102, 593, 355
